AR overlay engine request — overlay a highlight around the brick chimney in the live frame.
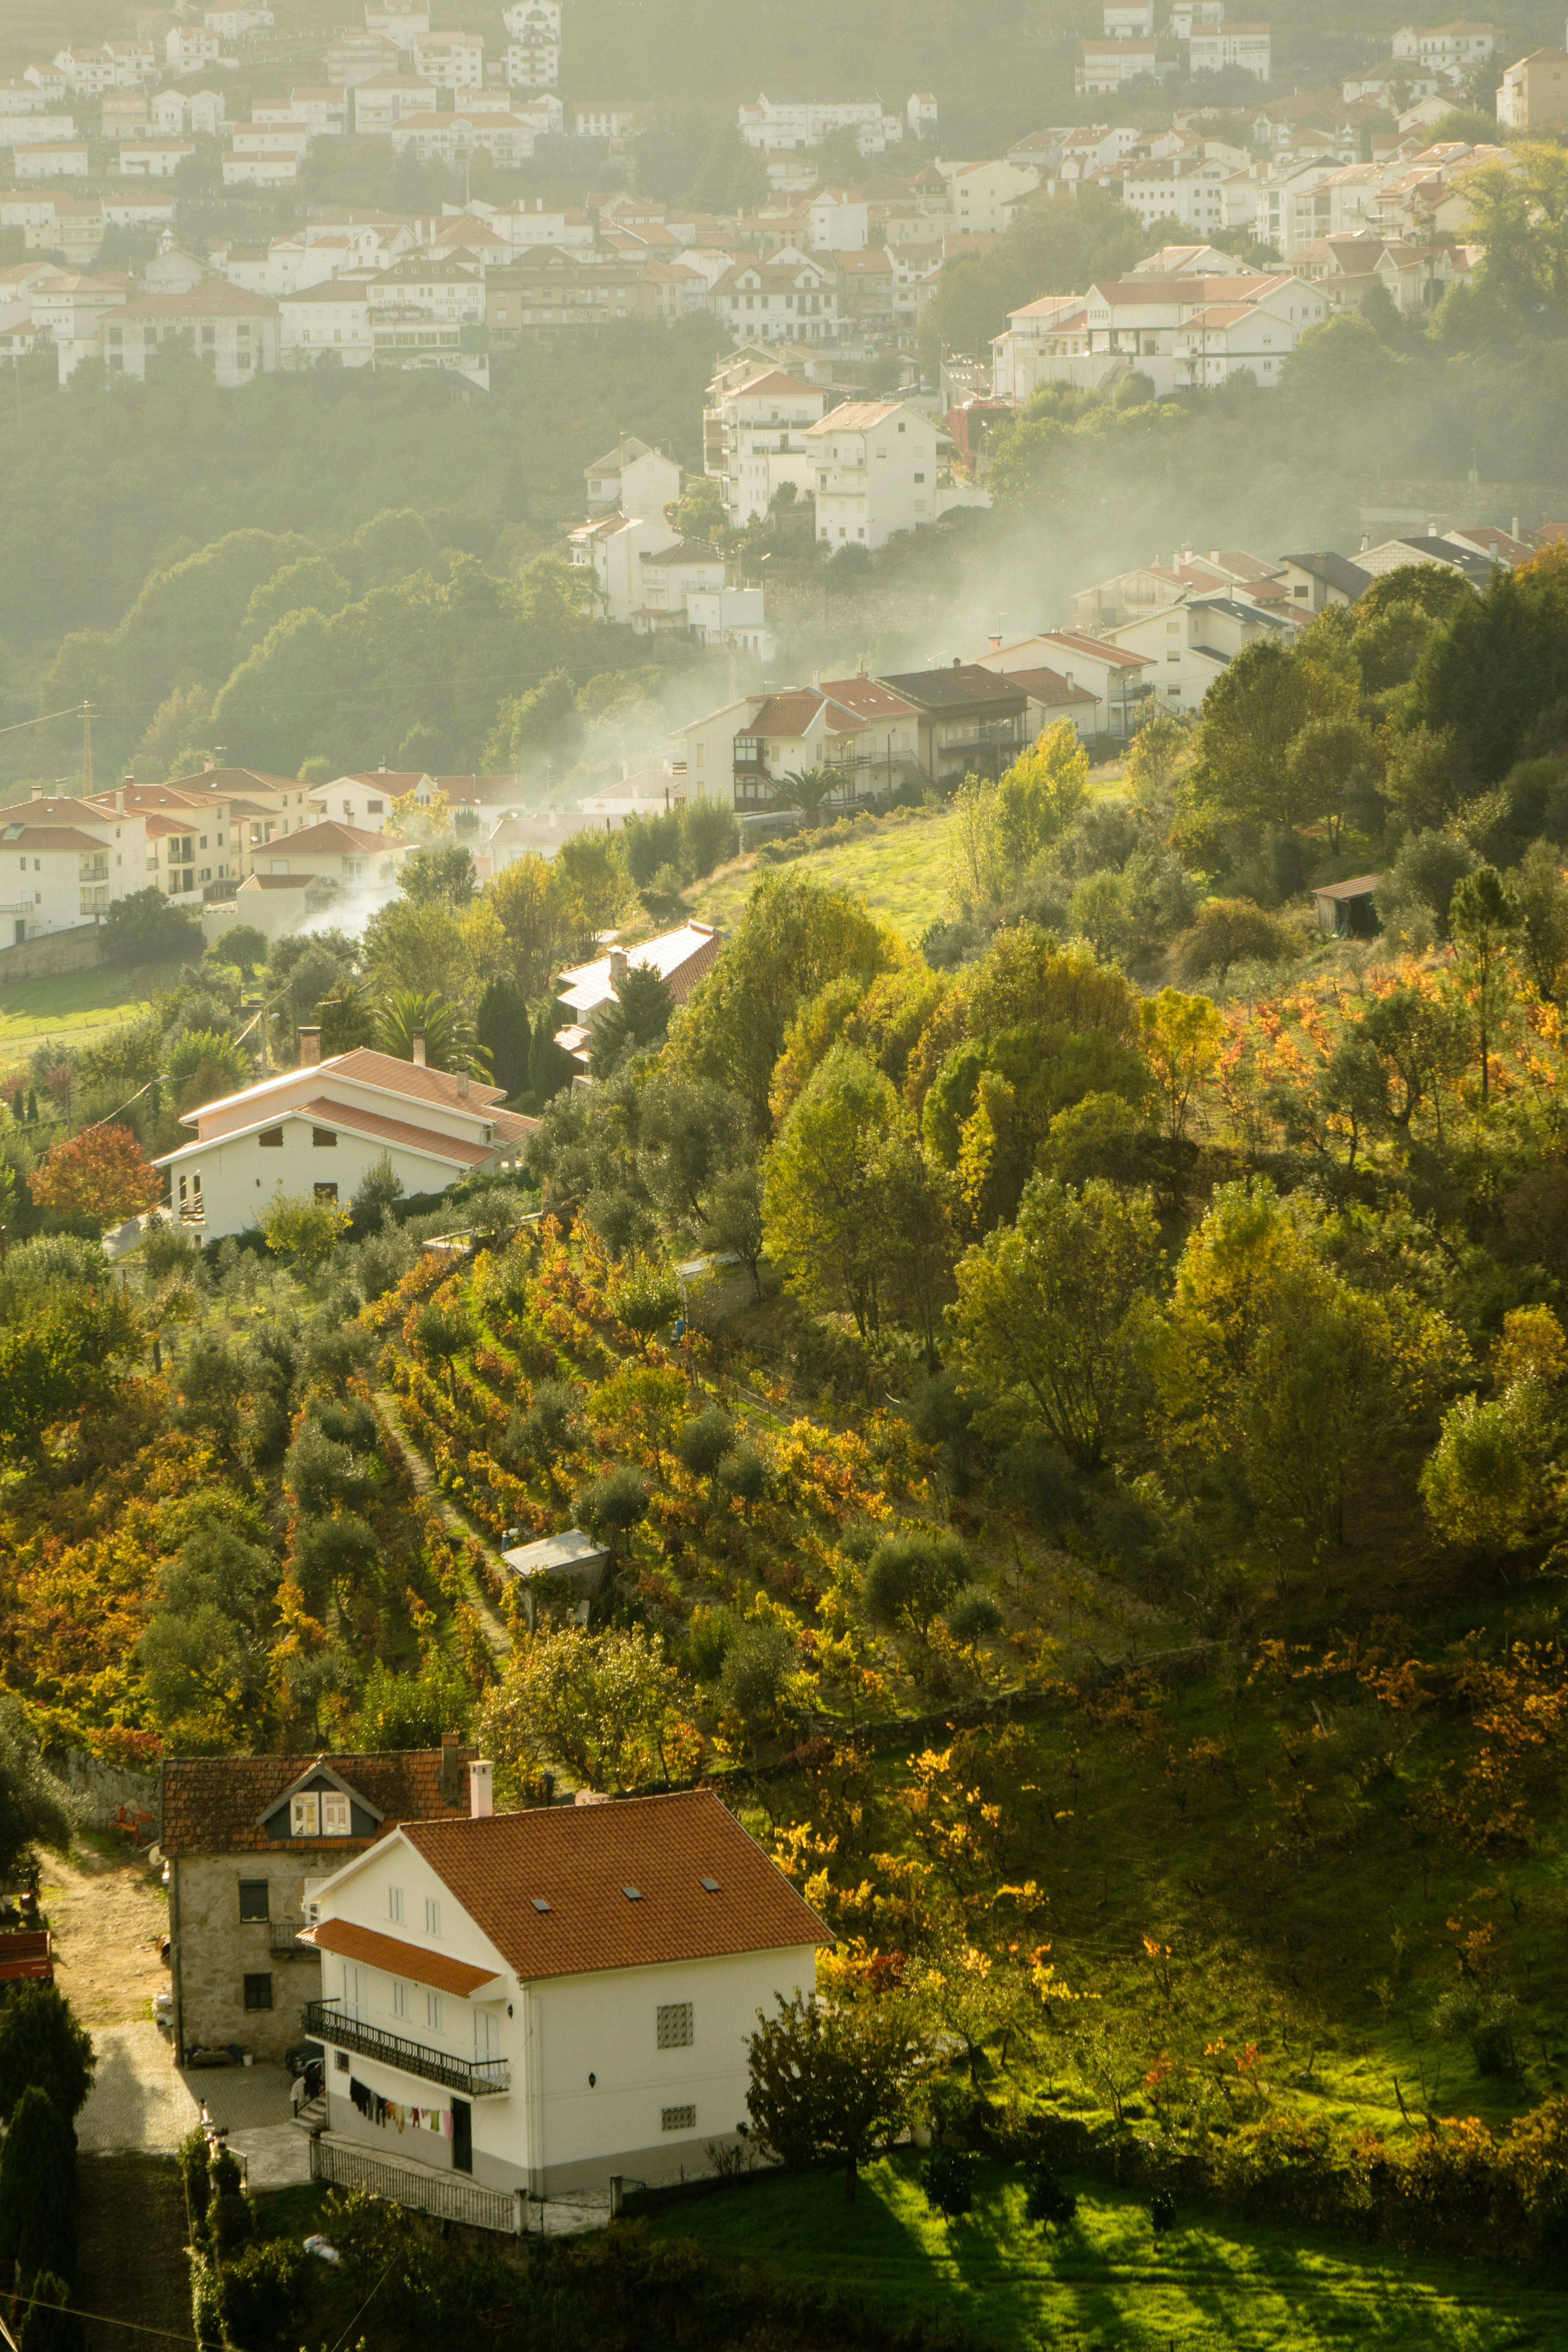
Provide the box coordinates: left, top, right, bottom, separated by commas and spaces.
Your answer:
439, 1731, 462, 1806
468, 1760, 494, 1819
411, 1028, 426, 1067
298, 1026, 321, 1067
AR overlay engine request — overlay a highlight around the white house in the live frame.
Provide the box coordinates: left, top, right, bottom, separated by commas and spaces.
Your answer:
118, 139, 196, 177
1076, 40, 1158, 94
304, 1786, 830, 2201
166, 24, 221, 73
976, 633, 1158, 742
1189, 23, 1273, 80
1103, 592, 1293, 713
353, 73, 439, 132
1392, 22, 1497, 68
584, 434, 682, 524
280, 278, 374, 367
0, 792, 150, 945
242, 816, 404, 895
408, 29, 485, 88
680, 678, 924, 810
936, 158, 1040, 235
556, 924, 724, 1060
154, 1040, 537, 1237
802, 400, 987, 550
738, 95, 904, 155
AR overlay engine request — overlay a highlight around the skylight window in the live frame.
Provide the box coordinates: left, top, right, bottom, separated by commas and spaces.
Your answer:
531, 1897, 551, 1913
700, 1878, 721, 1893
622, 1885, 642, 1901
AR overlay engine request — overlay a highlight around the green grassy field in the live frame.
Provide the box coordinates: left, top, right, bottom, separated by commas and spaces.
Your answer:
0, 958, 184, 1072
688, 813, 954, 944
646, 2157, 1563, 2350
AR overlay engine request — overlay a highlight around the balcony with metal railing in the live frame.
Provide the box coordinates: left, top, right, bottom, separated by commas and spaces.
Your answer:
304, 2000, 510, 2097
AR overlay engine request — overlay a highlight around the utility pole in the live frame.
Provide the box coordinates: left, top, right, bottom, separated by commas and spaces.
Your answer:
81, 701, 94, 797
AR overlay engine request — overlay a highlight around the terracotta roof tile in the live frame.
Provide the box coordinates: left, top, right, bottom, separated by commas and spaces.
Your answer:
307, 1918, 502, 1996
401, 1789, 831, 1982
161, 1747, 475, 1857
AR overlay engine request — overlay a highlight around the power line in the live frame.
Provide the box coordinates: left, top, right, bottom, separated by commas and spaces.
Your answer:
0, 2285, 198, 2345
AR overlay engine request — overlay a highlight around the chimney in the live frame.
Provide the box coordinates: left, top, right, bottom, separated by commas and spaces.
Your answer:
1512, 516, 1520, 542
811, 668, 821, 688
609, 946, 628, 989
988, 632, 1002, 652
411, 1028, 426, 1067
298, 1025, 321, 1067
204, 755, 216, 772
439, 1732, 462, 1806
468, 1760, 494, 1820
457, 1069, 469, 1098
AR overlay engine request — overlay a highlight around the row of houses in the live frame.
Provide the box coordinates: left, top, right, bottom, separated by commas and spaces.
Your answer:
0, 764, 413, 947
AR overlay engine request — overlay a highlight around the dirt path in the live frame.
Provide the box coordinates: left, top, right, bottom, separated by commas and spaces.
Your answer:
42, 1840, 169, 2029
374, 1388, 512, 1660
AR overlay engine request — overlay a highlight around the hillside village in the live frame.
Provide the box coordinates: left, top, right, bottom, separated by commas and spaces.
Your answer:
9, 5, 1568, 2350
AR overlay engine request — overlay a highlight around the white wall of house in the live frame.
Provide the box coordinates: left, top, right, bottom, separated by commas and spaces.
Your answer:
805, 403, 945, 550
157, 1111, 464, 1237
314, 1831, 820, 2195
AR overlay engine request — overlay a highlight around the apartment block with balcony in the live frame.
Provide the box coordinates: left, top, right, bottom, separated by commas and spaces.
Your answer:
0, 792, 150, 943
680, 677, 925, 810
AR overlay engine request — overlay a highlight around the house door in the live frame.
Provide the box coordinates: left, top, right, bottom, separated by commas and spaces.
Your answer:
452, 2097, 472, 2174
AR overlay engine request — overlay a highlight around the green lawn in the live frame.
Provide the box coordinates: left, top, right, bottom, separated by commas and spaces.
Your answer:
688, 813, 953, 944
0, 957, 185, 1071
646, 2158, 1564, 2351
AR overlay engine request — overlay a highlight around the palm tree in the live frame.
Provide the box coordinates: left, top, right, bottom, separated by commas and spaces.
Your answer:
376, 989, 491, 1078
773, 767, 840, 829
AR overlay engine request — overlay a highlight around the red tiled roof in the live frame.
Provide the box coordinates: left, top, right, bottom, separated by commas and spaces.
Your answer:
295, 1094, 492, 1167
326, 1047, 509, 1112
307, 1918, 502, 1996
1007, 667, 1099, 706
161, 1748, 476, 1857
401, 1789, 830, 1982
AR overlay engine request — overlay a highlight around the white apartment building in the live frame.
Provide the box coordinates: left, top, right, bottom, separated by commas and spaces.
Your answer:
708, 368, 830, 524
118, 140, 196, 177
100, 282, 280, 385
1104, 2, 1154, 31
1392, 22, 1497, 67
51, 47, 117, 95
280, 278, 374, 367
502, 0, 559, 89
224, 149, 303, 189
804, 399, 981, 549
17, 146, 89, 180
1123, 154, 1236, 236
205, 0, 275, 38
710, 254, 836, 345
737, 95, 904, 154
354, 74, 438, 131
166, 25, 221, 73
0, 116, 83, 149
0, 793, 150, 944
153, 89, 228, 138
991, 294, 1091, 402
392, 111, 536, 168
681, 678, 924, 810
410, 30, 485, 89
1077, 42, 1158, 95
976, 633, 1156, 741
1190, 24, 1273, 81
1169, 0, 1226, 29
937, 158, 1040, 235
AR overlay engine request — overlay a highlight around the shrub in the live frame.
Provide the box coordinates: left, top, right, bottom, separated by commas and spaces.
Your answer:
0, 1985, 95, 2124
861, 1532, 971, 1640
0, 2085, 76, 2281
944, 1589, 1004, 1646
212, 2239, 308, 2352
920, 2146, 980, 2221
1023, 2168, 1078, 2230
678, 1406, 734, 1488
573, 1464, 649, 1561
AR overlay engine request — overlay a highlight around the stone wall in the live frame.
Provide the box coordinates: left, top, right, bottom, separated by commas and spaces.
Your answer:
58, 1748, 160, 1835
0, 925, 106, 985
172, 1852, 322, 2063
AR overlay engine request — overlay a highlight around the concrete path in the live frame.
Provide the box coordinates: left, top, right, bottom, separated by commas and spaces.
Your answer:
77, 2022, 199, 2154
374, 1387, 512, 1659
76, 2026, 308, 2194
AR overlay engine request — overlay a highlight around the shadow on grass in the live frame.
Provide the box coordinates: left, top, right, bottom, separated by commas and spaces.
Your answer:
646, 2155, 1568, 2351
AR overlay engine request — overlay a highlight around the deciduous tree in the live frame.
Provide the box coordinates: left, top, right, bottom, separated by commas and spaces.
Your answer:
28, 1124, 161, 1227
